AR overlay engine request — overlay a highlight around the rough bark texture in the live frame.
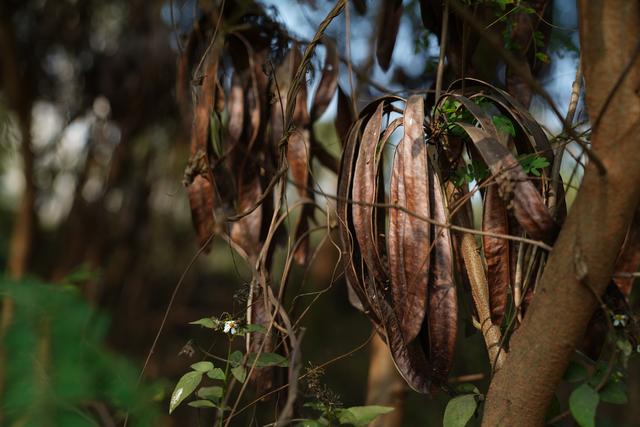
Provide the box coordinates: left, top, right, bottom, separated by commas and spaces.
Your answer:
482, 2, 640, 425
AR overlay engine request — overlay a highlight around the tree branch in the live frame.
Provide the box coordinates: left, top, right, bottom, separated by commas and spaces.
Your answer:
482, 2, 640, 424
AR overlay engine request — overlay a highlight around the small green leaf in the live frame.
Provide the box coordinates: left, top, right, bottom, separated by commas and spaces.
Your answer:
492, 115, 516, 137
248, 352, 289, 368
564, 362, 588, 383
197, 386, 223, 401
229, 350, 243, 367
303, 401, 327, 412
336, 406, 393, 426
190, 318, 216, 329
210, 112, 223, 158
443, 395, 477, 427
569, 383, 599, 427
455, 383, 480, 395
599, 381, 627, 404
169, 371, 203, 413
231, 365, 246, 383
336, 409, 358, 425
207, 367, 226, 381
191, 361, 214, 373
188, 399, 216, 408
518, 154, 549, 176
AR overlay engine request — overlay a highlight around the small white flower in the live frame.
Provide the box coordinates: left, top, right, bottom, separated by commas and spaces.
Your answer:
612, 314, 628, 327
223, 320, 237, 335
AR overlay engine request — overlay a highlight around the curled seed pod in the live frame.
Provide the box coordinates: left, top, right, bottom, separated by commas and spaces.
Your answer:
457, 123, 559, 244
427, 166, 457, 383
310, 38, 339, 122
388, 95, 430, 342
353, 102, 386, 283
482, 184, 510, 326
376, 0, 402, 71
337, 117, 379, 319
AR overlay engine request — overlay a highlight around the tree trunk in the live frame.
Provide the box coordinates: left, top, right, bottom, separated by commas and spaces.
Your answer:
483, 1, 640, 425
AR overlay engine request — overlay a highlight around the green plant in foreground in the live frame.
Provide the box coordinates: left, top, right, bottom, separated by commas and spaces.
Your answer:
171, 316, 393, 426
170, 314, 287, 423
0, 276, 163, 427
297, 365, 393, 427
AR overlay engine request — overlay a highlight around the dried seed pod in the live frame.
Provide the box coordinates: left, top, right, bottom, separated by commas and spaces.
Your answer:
388, 95, 430, 342
427, 166, 457, 382
353, 102, 387, 283
310, 38, 339, 122
376, 0, 402, 71
482, 184, 510, 326
337, 117, 380, 320
457, 123, 559, 244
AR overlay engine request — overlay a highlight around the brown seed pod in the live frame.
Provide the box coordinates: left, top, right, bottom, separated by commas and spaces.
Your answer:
388, 95, 430, 342
376, 0, 402, 71
482, 183, 510, 326
427, 165, 457, 383
457, 123, 559, 244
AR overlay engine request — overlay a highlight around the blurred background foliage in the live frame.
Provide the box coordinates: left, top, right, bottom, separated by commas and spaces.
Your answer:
0, 0, 637, 426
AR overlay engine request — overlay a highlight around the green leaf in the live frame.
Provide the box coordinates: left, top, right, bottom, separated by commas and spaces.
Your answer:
231, 365, 246, 383
210, 112, 223, 158
336, 409, 358, 425
443, 395, 477, 427
455, 383, 480, 395
197, 386, 223, 401
247, 352, 289, 368
303, 401, 327, 412
336, 406, 393, 427
492, 115, 516, 137
599, 381, 627, 404
588, 361, 609, 388
190, 318, 216, 329
569, 383, 599, 427
169, 371, 203, 413
188, 399, 216, 408
229, 350, 243, 367
518, 154, 549, 176
207, 367, 226, 381
190, 361, 214, 373
564, 362, 588, 383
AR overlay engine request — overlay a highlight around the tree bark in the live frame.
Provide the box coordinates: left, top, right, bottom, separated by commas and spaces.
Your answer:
483, 1, 640, 425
